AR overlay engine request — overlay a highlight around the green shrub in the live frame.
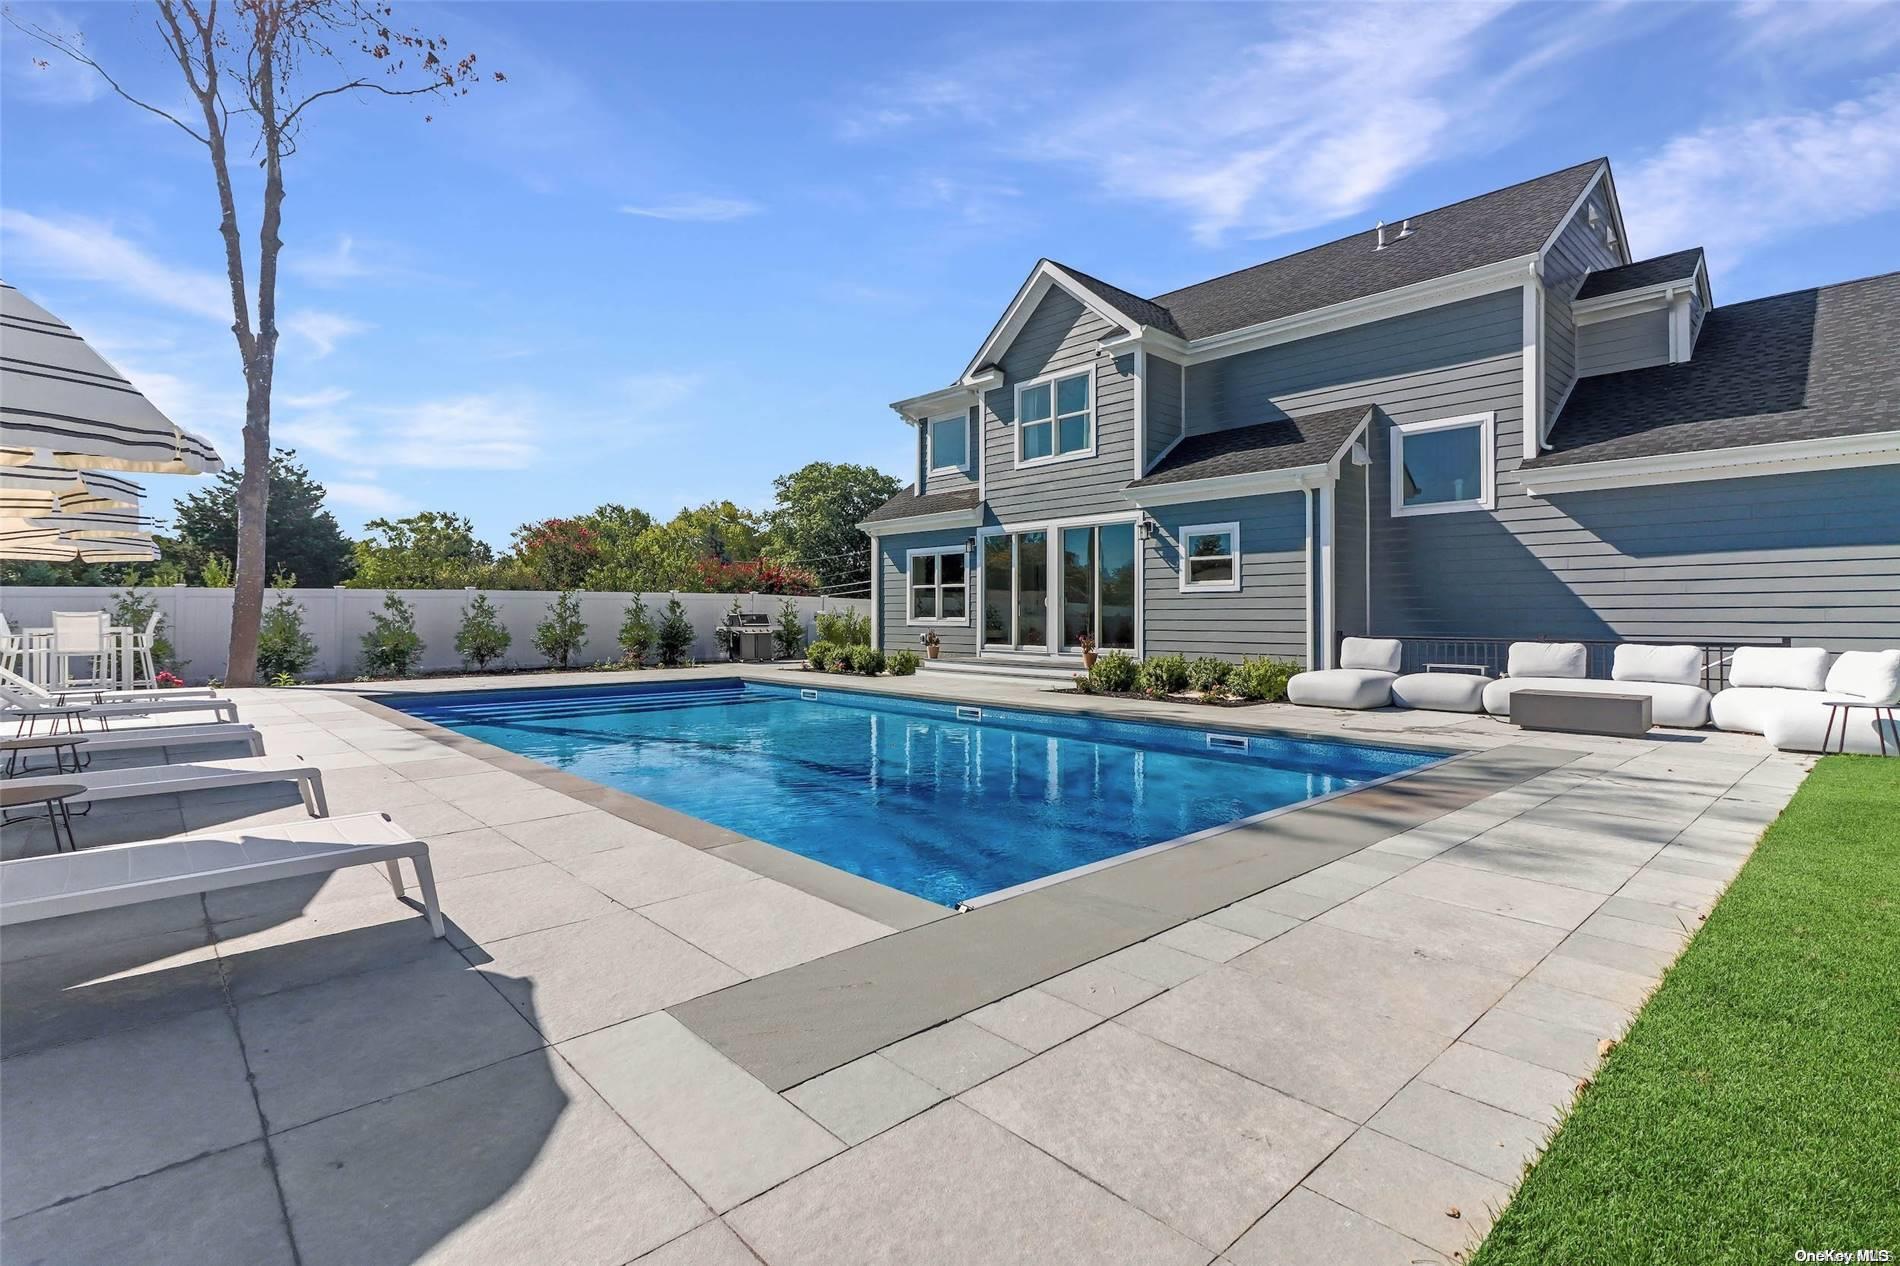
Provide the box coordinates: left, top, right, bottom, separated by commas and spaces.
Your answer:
774, 598, 806, 659
1089, 649, 1138, 693
454, 592, 511, 669
1187, 656, 1234, 696
257, 586, 318, 681
888, 649, 920, 676
656, 597, 695, 666
1071, 673, 1096, 694
714, 597, 744, 661
806, 639, 836, 671
199, 554, 234, 587
1233, 655, 1300, 702
849, 645, 885, 675
617, 595, 654, 666
111, 584, 178, 673
814, 607, 871, 647
827, 643, 855, 672
1137, 653, 1190, 696
534, 590, 589, 668
360, 593, 424, 677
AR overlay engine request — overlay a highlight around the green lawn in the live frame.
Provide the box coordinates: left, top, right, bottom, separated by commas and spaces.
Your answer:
1471, 755, 1900, 1266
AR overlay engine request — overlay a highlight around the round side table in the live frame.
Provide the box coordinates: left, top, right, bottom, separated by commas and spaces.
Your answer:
0, 782, 84, 853
1819, 697, 1897, 756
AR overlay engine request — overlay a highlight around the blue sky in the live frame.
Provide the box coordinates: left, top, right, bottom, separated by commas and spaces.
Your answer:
4, 1, 1897, 547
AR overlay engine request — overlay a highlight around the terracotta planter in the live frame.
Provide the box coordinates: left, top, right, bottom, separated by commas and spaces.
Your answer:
926, 643, 941, 659
1082, 649, 1098, 670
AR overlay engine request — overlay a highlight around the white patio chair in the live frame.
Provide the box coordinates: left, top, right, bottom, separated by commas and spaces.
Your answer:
2, 722, 264, 776
0, 613, 22, 679
1, 680, 238, 736
0, 813, 442, 937
131, 611, 163, 686
50, 611, 110, 692
1, 665, 218, 707
3, 755, 328, 822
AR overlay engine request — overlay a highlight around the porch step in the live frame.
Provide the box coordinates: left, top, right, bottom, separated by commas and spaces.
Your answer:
919, 658, 1079, 684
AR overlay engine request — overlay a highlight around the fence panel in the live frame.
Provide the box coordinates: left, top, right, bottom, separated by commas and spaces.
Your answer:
0, 586, 867, 683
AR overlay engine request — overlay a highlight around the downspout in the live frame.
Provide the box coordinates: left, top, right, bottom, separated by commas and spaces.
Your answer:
1302, 486, 1315, 670
1318, 478, 1337, 669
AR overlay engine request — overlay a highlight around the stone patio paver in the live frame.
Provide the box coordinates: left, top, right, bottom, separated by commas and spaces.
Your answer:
1416, 1041, 1580, 1127
1225, 1186, 1449, 1266
639, 878, 890, 977
783, 1052, 946, 1145
1368, 1080, 1551, 1183
1303, 1129, 1509, 1257
437, 862, 619, 949
1314, 885, 1567, 975
725, 1102, 1208, 1266
1461, 1007, 1606, 1080
0, 926, 224, 1056
1037, 958, 1166, 1017
560, 1012, 842, 1212
635, 1219, 763, 1266
1151, 916, 1264, 963
558, 835, 756, 909
964, 985, 1103, 1052
1382, 860, 1604, 929
962, 1021, 1355, 1251
881, 1017, 1033, 1094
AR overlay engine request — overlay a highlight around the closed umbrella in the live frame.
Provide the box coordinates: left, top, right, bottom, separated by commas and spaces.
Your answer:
0, 282, 223, 474
0, 462, 143, 515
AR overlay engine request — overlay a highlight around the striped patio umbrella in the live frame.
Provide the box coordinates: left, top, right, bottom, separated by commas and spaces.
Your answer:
0, 462, 143, 515
0, 281, 223, 475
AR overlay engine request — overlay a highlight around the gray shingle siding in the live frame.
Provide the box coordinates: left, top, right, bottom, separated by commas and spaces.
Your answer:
1145, 354, 1184, 470
1144, 494, 1309, 662
877, 528, 979, 658
981, 288, 1137, 523
920, 405, 979, 497
1576, 309, 1669, 377
1334, 460, 1371, 639
1542, 183, 1622, 423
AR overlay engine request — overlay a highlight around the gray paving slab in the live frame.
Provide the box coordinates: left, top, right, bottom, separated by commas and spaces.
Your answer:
0, 894, 207, 963
962, 1021, 1354, 1251
212, 888, 449, 1001
965, 986, 1103, 1052
1315, 886, 1568, 976
1227, 1185, 1450, 1266
1369, 1080, 1551, 1183
0, 1007, 260, 1219
496, 807, 652, 860
239, 949, 544, 1130
1576, 909, 1693, 951
634, 1220, 762, 1266
1201, 900, 1302, 943
1098, 940, 1221, 987
1382, 860, 1605, 930
1436, 836, 1644, 895
470, 909, 743, 1042
560, 1012, 842, 1212
0, 926, 224, 1057
398, 824, 541, 882
0, 1142, 296, 1266
1151, 917, 1264, 962
274, 1048, 708, 1266
882, 1018, 1033, 1093
783, 1052, 946, 1145
1462, 1007, 1606, 1080
439, 862, 620, 949
1303, 1129, 1508, 1257
640, 878, 892, 977
1417, 1041, 1581, 1129
1526, 952, 1660, 1010
558, 836, 757, 909
1493, 978, 1637, 1037
724, 1102, 1208, 1266
1038, 958, 1167, 1017
1556, 929, 1680, 978
708, 837, 951, 931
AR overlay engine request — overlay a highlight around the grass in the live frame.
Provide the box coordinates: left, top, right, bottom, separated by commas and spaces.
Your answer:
1471, 755, 1900, 1266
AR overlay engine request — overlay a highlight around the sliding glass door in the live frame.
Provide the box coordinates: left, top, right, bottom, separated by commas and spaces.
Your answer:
1060, 523, 1135, 651
1015, 531, 1048, 648
986, 521, 1136, 653
983, 530, 1048, 651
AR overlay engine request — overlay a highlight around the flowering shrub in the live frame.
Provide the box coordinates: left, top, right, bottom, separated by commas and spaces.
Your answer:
692, 556, 820, 595
512, 518, 601, 590
155, 670, 186, 689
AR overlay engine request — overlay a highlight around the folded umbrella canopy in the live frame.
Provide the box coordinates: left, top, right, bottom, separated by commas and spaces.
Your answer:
0, 281, 223, 474
0, 462, 143, 515
0, 500, 161, 564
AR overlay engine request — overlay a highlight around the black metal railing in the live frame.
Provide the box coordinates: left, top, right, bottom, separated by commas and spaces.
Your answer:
1372, 634, 1793, 692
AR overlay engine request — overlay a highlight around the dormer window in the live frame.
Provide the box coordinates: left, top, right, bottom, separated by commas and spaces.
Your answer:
1015, 368, 1093, 466
928, 413, 969, 473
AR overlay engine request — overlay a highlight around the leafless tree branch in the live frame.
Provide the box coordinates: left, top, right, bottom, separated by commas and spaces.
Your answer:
2, 10, 211, 145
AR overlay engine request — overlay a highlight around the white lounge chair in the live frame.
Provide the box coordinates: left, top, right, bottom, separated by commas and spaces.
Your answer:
2, 683, 238, 734
1483, 643, 1713, 729
1715, 648, 1900, 755
2, 723, 265, 776
0, 812, 442, 937
1288, 637, 1402, 710
4, 756, 327, 821
1, 665, 218, 704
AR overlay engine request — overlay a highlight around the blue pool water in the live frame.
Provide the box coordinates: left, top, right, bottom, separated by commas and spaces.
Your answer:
390, 680, 1442, 908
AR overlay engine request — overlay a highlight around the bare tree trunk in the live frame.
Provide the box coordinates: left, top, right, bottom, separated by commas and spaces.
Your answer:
227, 382, 272, 684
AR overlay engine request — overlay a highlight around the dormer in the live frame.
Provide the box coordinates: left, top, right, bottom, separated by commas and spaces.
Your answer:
1572, 248, 1713, 376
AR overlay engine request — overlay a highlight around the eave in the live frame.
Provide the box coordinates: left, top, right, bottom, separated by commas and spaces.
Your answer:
1520, 429, 1900, 496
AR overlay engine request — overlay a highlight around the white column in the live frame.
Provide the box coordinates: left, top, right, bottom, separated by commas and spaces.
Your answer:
1302, 487, 1315, 669
867, 538, 881, 650
1318, 480, 1337, 669
1520, 278, 1543, 460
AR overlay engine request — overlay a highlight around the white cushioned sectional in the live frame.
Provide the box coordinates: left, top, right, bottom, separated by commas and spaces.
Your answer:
1286, 637, 1402, 710
1483, 642, 1713, 729
1716, 648, 1900, 754
1391, 671, 1489, 713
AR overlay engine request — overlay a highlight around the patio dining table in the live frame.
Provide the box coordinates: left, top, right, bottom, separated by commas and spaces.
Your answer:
11, 624, 141, 693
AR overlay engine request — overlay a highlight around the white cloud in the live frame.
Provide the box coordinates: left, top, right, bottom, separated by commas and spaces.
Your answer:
281, 391, 542, 470
278, 387, 352, 410
325, 481, 415, 518
620, 196, 762, 223
286, 235, 372, 287
281, 310, 370, 359
1620, 75, 1900, 268
0, 207, 229, 320
1731, 0, 1900, 65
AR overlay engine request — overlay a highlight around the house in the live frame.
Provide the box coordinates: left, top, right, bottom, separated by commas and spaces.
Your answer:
861, 158, 1900, 672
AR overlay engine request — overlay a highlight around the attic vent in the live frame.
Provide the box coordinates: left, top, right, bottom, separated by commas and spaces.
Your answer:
1587, 205, 1601, 227
1374, 220, 1386, 251
1397, 218, 1414, 239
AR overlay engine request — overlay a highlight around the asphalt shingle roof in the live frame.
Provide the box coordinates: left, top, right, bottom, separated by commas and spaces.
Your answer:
1530, 272, 1900, 468
1129, 405, 1374, 488
861, 484, 981, 525
1576, 247, 1706, 300
1051, 263, 1186, 339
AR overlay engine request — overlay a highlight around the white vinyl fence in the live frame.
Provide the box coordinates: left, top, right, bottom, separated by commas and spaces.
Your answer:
0, 587, 870, 683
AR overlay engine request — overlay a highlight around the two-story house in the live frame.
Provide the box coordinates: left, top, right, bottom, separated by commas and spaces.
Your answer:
861, 158, 1899, 672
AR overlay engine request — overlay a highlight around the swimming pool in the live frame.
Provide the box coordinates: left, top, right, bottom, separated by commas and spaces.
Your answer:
389, 679, 1444, 908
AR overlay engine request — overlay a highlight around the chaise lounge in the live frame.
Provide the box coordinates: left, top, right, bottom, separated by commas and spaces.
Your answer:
1714, 647, 1900, 755
1287, 637, 1403, 710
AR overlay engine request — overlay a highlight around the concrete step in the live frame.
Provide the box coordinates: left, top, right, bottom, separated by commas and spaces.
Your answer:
919, 658, 1078, 683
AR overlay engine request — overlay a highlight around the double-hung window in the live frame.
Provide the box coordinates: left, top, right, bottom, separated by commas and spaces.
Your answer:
908, 547, 967, 623
1179, 522, 1240, 592
1016, 370, 1092, 464
928, 413, 969, 473
1390, 412, 1494, 517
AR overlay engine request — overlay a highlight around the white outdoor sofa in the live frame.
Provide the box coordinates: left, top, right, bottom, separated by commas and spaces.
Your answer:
5, 756, 328, 817
0, 813, 442, 937
1287, 637, 1402, 710
1713, 647, 1900, 755
1482, 642, 1714, 729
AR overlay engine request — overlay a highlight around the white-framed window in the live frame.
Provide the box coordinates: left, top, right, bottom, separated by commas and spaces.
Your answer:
1390, 412, 1495, 517
907, 546, 969, 624
927, 413, 970, 474
1178, 521, 1240, 592
1014, 368, 1093, 466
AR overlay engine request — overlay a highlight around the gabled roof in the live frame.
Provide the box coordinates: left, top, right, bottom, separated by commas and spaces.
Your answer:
1529, 272, 1900, 468
1576, 247, 1706, 299
861, 484, 981, 525
1129, 405, 1374, 488
1051, 263, 1185, 339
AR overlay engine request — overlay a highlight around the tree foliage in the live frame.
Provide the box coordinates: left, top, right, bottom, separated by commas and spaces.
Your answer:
360, 592, 425, 677
533, 590, 588, 668
768, 462, 902, 591
165, 450, 352, 587
656, 597, 694, 666
256, 586, 319, 681
349, 512, 495, 588
454, 593, 511, 669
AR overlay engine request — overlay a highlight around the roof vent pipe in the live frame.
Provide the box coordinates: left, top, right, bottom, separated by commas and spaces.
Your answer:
1397, 218, 1414, 239
1374, 220, 1386, 251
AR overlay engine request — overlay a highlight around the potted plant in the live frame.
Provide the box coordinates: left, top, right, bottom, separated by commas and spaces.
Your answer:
919, 630, 941, 660
1076, 632, 1097, 670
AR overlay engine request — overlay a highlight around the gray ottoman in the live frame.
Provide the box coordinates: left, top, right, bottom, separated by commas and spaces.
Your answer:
1391, 672, 1489, 713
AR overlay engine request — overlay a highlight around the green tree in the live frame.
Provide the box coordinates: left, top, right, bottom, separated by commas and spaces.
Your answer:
510, 518, 601, 590
617, 595, 655, 665
256, 583, 318, 681
360, 593, 425, 677
533, 590, 588, 668
656, 597, 694, 666
348, 512, 497, 589
768, 462, 902, 591
164, 450, 354, 588
773, 598, 805, 659
454, 593, 511, 669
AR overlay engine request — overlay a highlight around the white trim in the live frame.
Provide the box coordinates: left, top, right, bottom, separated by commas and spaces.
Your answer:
1390, 411, 1496, 518
977, 513, 1142, 656
904, 544, 971, 627
1536, 162, 1610, 261
1178, 521, 1241, 593
1317, 482, 1336, 667
926, 412, 972, 475
1130, 347, 1147, 480
1012, 366, 1096, 469
976, 386, 989, 503
891, 383, 976, 420
858, 505, 985, 536
1302, 487, 1314, 669
961, 260, 1139, 382
1123, 464, 1326, 508
868, 540, 880, 649
1667, 291, 1693, 364
1520, 431, 1900, 496
1521, 279, 1543, 459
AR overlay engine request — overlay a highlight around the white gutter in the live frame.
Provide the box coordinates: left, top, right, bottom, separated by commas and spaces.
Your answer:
1520, 430, 1900, 496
